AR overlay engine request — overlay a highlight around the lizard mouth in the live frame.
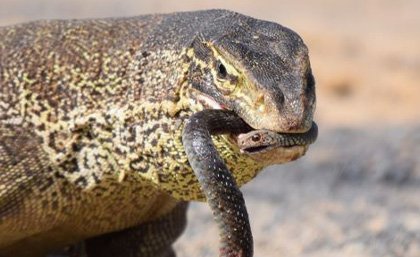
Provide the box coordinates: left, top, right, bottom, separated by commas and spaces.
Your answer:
196, 93, 318, 155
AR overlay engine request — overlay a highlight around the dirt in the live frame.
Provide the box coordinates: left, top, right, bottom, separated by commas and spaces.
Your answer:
1, 1, 419, 256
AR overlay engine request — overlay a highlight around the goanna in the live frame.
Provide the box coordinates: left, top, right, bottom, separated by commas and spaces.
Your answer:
0, 9, 317, 257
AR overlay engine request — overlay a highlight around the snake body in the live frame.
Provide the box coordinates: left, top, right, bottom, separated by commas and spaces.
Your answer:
182, 110, 253, 257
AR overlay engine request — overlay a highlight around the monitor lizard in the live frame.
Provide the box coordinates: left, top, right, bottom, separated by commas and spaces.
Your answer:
0, 9, 317, 257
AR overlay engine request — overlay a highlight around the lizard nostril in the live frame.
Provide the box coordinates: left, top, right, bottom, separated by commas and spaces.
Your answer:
269, 90, 285, 111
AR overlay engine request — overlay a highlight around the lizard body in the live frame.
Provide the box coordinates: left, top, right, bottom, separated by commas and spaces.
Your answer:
0, 10, 316, 257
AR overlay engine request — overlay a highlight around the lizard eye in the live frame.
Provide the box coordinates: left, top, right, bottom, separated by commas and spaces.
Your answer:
213, 58, 238, 95
217, 61, 228, 79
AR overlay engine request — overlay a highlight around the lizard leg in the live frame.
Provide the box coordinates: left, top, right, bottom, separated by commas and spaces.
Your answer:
84, 202, 188, 257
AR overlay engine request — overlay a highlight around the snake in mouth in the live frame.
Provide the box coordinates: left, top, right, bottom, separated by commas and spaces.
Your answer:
182, 109, 317, 257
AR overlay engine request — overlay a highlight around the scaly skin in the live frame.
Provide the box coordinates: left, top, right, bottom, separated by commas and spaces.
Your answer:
0, 9, 316, 257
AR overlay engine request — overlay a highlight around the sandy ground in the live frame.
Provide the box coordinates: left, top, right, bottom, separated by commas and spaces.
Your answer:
1, 1, 419, 256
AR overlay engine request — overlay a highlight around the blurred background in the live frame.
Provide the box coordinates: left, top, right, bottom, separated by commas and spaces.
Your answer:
1, 0, 419, 256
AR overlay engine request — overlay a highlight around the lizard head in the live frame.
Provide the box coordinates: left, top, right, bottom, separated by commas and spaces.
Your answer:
187, 14, 315, 133
186, 12, 316, 163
